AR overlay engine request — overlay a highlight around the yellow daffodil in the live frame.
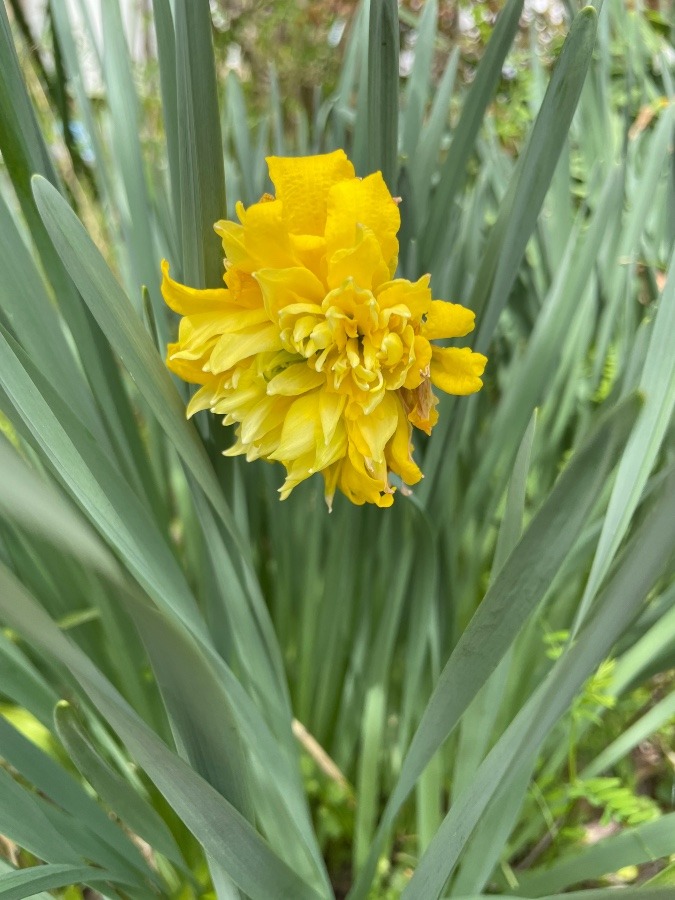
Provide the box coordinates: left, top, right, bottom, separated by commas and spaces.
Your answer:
162, 150, 486, 508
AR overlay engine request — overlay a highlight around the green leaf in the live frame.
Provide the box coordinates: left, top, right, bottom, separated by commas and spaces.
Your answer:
575, 242, 675, 628
0, 864, 118, 900
422, 0, 525, 269
54, 701, 187, 871
582, 689, 675, 778
405, 469, 675, 898
0, 566, 325, 900
347, 395, 641, 900
401, 0, 437, 163
473, 6, 599, 348
0, 191, 99, 433
516, 813, 675, 896
450, 891, 675, 900
411, 45, 459, 224
123, 599, 254, 822
152, 0, 182, 260
0, 438, 329, 894
0, 326, 204, 635
30, 176, 254, 580
172, 0, 227, 288
367, 0, 399, 189
0, 717, 156, 886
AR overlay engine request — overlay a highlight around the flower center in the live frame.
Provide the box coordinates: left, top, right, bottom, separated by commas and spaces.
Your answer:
276, 279, 417, 411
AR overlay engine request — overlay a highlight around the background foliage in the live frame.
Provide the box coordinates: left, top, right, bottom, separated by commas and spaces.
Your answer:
0, 0, 674, 898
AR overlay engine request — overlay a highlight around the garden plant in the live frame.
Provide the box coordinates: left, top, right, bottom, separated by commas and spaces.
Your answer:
0, 0, 674, 897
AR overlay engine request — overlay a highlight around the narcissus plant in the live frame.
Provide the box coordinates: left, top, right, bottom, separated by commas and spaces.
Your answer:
163, 150, 486, 507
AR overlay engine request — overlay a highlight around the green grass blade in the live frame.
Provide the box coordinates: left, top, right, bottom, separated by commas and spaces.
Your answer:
172, 0, 227, 288
99, 0, 162, 319
152, 0, 183, 263
473, 6, 599, 348
0, 190, 99, 434
582, 690, 675, 779
0, 566, 325, 900
516, 813, 675, 896
0, 628, 59, 728
0, 327, 205, 635
0, 438, 327, 892
404, 470, 675, 899
0, 717, 157, 885
401, 0, 437, 162
367, 0, 399, 188
411, 46, 460, 224
466, 164, 623, 515
125, 600, 254, 822
422, 0, 525, 269
30, 176, 248, 562
0, 2, 60, 209
347, 394, 641, 900
450, 891, 675, 900
574, 244, 675, 629
54, 701, 187, 870
0, 864, 119, 900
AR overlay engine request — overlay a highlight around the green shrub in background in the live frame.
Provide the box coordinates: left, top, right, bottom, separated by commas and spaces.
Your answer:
0, 0, 674, 898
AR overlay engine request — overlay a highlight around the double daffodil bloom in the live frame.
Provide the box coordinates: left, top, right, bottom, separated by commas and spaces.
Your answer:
162, 150, 486, 508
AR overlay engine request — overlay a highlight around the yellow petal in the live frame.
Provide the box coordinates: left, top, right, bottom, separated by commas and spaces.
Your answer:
177, 308, 270, 358
430, 347, 487, 396
386, 400, 423, 485
289, 233, 327, 279
348, 393, 399, 465
209, 324, 283, 373
403, 335, 432, 389
240, 394, 291, 445
278, 451, 316, 500
186, 379, 225, 418
224, 268, 265, 308
326, 226, 390, 292
325, 172, 400, 276
254, 267, 325, 320
338, 445, 394, 508
270, 391, 322, 460
166, 344, 212, 384
421, 301, 475, 340
401, 380, 439, 435
322, 461, 342, 511
213, 220, 251, 271
266, 363, 325, 396
239, 198, 298, 268
161, 260, 230, 314
376, 275, 431, 320
267, 150, 355, 236
313, 420, 347, 471
319, 391, 346, 445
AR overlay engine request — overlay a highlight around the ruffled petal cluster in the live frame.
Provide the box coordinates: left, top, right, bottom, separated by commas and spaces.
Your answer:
163, 151, 487, 508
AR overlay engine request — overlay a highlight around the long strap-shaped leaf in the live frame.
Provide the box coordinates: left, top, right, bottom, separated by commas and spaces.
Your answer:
472, 6, 599, 348
0, 864, 120, 900
447, 890, 675, 900
347, 393, 640, 899
0, 716, 164, 884
574, 242, 675, 628
403, 469, 675, 898
0, 565, 325, 900
420, 6, 599, 514
31, 176, 261, 610
515, 812, 675, 896
367, 0, 399, 188
172, 0, 227, 288
421, 0, 525, 269
0, 439, 329, 893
